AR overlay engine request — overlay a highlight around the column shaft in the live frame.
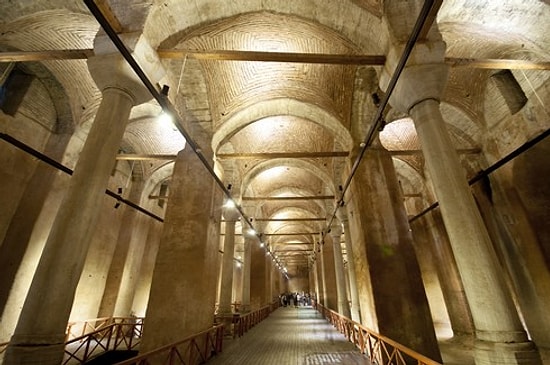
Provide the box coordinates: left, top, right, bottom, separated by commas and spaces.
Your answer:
218, 218, 237, 315
5, 88, 134, 365
424, 211, 474, 336
0, 133, 71, 344
331, 228, 351, 318
98, 181, 149, 318
340, 214, 361, 322
345, 144, 441, 362
131, 220, 163, 316
321, 235, 338, 311
265, 255, 272, 305
139, 146, 220, 352
312, 257, 320, 305
249, 240, 266, 309
240, 237, 252, 313
0, 132, 70, 322
411, 100, 540, 363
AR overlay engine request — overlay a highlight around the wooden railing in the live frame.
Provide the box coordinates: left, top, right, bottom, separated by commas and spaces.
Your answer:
316, 303, 442, 365
232, 305, 272, 338
6, 301, 278, 364
66, 316, 145, 341
214, 302, 243, 314
0, 341, 8, 356
112, 324, 224, 365
63, 317, 143, 364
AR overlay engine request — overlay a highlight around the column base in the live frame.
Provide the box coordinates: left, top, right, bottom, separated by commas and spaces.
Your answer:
4, 340, 65, 365
474, 339, 542, 365
216, 313, 236, 337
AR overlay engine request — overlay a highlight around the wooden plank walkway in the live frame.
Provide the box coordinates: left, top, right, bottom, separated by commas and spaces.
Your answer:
207, 306, 370, 365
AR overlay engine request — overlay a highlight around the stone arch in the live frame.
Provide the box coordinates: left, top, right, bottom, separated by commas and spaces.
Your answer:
141, 162, 175, 209
440, 101, 481, 147
241, 158, 336, 198
148, 1, 386, 54
0, 48, 75, 135
212, 98, 353, 154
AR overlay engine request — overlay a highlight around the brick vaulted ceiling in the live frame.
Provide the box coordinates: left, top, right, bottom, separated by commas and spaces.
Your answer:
0, 0, 548, 275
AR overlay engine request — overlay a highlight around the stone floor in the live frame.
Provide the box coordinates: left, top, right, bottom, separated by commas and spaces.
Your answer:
206, 306, 477, 365
207, 306, 370, 365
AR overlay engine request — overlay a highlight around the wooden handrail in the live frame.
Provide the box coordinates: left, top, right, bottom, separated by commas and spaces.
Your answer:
231, 304, 272, 338
113, 324, 224, 365
315, 302, 442, 365
0, 341, 8, 354
63, 320, 143, 364
66, 316, 144, 341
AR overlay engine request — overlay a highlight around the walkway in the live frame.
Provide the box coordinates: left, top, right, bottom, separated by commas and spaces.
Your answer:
207, 306, 369, 365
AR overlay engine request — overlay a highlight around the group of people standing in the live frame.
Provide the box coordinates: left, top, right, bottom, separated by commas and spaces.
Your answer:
280, 292, 311, 307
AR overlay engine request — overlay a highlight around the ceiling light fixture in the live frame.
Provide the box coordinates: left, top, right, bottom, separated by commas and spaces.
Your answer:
224, 199, 236, 209
158, 111, 173, 125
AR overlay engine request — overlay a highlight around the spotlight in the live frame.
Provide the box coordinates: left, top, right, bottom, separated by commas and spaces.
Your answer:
158, 111, 173, 125
224, 199, 236, 209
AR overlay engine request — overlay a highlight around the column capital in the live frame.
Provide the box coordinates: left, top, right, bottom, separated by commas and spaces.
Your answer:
335, 209, 348, 224
380, 41, 449, 114
223, 206, 241, 222
88, 35, 165, 105
329, 220, 343, 239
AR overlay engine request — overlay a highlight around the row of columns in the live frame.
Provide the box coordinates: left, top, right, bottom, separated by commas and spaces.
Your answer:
308, 42, 543, 365
1, 22, 286, 361
4, 37, 159, 363
3, 22, 544, 365
384, 40, 541, 364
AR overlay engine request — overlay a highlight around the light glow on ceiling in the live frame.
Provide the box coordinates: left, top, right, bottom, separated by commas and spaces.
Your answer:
258, 166, 287, 180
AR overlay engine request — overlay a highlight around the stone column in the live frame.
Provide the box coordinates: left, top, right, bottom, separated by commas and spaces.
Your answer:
217, 206, 240, 334
336, 209, 361, 323
97, 180, 150, 318
314, 248, 324, 305
270, 261, 277, 304
0, 131, 71, 330
383, 41, 541, 364
415, 103, 540, 363
232, 250, 243, 310
424, 211, 474, 336
131, 219, 163, 317
409, 213, 453, 334
265, 254, 272, 305
0, 132, 71, 345
4, 45, 157, 364
345, 139, 441, 362
240, 237, 252, 313
330, 221, 351, 318
311, 256, 319, 305
112, 210, 150, 317
218, 207, 240, 316
318, 241, 327, 306
139, 144, 221, 353
250, 238, 266, 309
308, 263, 315, 299
321, 234, 338, 311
